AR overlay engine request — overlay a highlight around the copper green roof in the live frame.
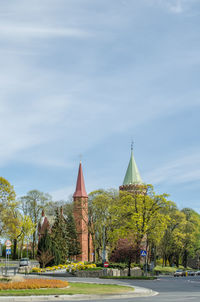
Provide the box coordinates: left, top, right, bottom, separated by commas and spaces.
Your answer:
123, 151, 143, 185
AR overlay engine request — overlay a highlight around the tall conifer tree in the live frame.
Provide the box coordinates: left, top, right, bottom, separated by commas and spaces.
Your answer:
66, 211, 81, 259
51, 207, 69, 264
37, 229, 55, 267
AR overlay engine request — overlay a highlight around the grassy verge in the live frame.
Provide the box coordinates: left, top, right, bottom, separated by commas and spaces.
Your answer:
100, 276, 157, 280
0, 263, 16, 267
0, 282, 134, 296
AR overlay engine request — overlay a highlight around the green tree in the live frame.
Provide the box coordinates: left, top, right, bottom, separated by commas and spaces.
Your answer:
109, 185, 170, 264
0, 177, 20, 258
20, 190, 52, 258
45, 199, 73, 216
0, 177, 16, 236
66, 211, 80, 259
88, 189, 118, 262
181, 208, 200, 268
37, 229, 55, 268
159, 206, 186, 267
19, 215, 36, 258
51, 207, 69, 264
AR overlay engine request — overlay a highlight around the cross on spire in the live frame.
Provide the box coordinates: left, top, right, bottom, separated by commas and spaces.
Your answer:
131, 140, 134, 151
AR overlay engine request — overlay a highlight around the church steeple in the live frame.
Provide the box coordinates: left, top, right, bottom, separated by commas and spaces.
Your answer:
120, 145, 146, 194
73, 160, 92, 262
73, 161, 88, 198
123, 150, 143, 185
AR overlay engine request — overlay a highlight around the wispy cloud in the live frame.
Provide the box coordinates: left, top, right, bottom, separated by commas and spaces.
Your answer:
0, 24, 90, 39
149, 0, 198, 14
50, 186, 74, 201
166, 0, 183, 13
144, 151, 200, 185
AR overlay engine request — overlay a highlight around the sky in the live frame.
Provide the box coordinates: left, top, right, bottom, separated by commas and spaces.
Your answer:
0, 0, 200, 212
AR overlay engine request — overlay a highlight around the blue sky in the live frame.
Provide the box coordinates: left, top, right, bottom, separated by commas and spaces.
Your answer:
0, 0, 200, 212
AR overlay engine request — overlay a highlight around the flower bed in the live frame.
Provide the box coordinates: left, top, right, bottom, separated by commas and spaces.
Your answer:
0, 279, 68, 290
31, 262, 97, 273
66, 262, 96, 272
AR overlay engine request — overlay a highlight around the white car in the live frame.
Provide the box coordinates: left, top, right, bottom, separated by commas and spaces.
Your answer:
19, 258, 30, 267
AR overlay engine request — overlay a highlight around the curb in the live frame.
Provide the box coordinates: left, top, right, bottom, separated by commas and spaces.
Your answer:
0, 286, 158, 301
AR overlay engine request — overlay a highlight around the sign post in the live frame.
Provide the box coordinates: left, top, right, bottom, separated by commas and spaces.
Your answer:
5, 240, 12, 275
140, 250, 147, 276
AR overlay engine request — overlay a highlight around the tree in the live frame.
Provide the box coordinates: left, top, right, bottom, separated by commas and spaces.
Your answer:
88, 189, 118, 262
51, 207, 69, 264
181, 208, 200, 268
45, 199, 73, 216
109, 185, 170, 264
19, 215, 36, 258
66, 211, 80, 259
0, 177, 16, 205
3, 207, 36, 259
20, 190, 52, 258
2, 201, 21, 259
0, 177, 16, 236
0, 177, 20, 258
37, 229, 55, 268
159, 206, 186, 267
109, 238, 138, 276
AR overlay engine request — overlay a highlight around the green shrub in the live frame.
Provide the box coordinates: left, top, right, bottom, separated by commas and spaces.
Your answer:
83, 267, 102, 271
154, 266, 177, 274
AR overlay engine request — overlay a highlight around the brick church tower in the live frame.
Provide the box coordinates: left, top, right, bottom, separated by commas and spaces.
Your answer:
73, 161, 90, 262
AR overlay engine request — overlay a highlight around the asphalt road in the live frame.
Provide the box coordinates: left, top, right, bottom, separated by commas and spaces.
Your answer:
39, 275, 200, 302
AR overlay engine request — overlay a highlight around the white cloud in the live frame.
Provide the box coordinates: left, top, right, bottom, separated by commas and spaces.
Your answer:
0, 91, 71, 165
50, 186, 75, 201
0, 24, 90, 39
144, 151, 200, 185
149, 0, 197, 14
167, 0, 183, 13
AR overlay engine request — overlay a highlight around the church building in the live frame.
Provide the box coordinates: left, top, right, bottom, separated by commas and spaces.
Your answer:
38, 147, 144, 262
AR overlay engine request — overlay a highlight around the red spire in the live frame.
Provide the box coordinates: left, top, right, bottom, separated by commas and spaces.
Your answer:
73, 161, 88, 198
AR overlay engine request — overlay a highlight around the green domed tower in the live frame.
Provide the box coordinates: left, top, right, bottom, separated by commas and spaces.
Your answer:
119, 146, 146, 195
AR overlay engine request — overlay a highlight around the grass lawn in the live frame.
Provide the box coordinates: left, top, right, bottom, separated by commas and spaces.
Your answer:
0, 282, 134, 296
0, 263, 16, 267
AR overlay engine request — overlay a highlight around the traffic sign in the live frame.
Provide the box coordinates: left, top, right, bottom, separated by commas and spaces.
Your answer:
140, 250, 147, 257
6, 248, 11, 255
104, 261, 109, 268
5, 240, 11, 247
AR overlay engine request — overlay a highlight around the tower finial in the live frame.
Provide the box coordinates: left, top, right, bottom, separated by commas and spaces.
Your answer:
131, 140, 134, 151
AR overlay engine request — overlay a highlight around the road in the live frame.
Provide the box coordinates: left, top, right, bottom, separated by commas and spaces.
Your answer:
44, 275, 200, 302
